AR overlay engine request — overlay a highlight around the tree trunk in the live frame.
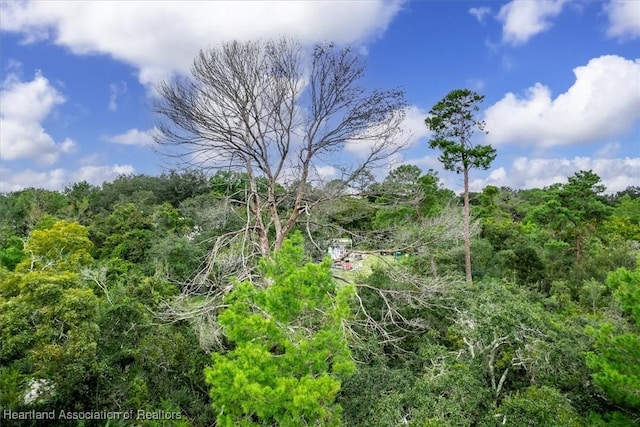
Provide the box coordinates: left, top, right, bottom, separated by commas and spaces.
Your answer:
463, 165, 472, 284
246, 162, 270, 258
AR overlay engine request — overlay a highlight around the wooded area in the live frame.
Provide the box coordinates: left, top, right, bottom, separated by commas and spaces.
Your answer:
1, 39, 639, 426
0, 167, 638, 426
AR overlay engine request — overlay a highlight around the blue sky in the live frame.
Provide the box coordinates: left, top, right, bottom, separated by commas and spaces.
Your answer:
1, 0, 638, 194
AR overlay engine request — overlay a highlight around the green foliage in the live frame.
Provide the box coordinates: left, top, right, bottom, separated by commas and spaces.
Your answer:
89, 171, 210, 214
371, 165, 423, 227
209, 170, 265, 200
588, 323, 640, 410
339, 365, 415, 426
485, 386, 582, 426
606, 261, 640, 324
410, 362, 493, 426
0, 366, 23, 408
148, 235, 205, 282
0, 159, 637, 425
0, 235, 25, 270
587, 262, 640, 413
529, 171, 612, 264
17, 220, 93, 272
424, 89, 496, 174
0, 221, 100, 408
92, 203, 155, 263
587, 410, 639, 426
605, 194, 640, 240
370, 166, 453, 228
322, 196, 377, 236
0, 188, 68, 235
418, 170, 455, 216
204, 233, 354, 426
63, 180, 99, 221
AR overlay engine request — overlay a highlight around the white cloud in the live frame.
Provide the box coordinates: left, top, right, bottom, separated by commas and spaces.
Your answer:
0, 71, 76, 164
497, 0, 568, 45
469, 7, 491, 24
484, 55, 640, 147
404, 155, 442, 172
104, 127, 159, 146
0, 1, 406, 85
315, 165, 338, 180
0, 164, 135, 192
277, 164, 338, 187
345, 105, 431, 158
72, 164, 135, 185
108, 80, 127, 112
468, 157, 640, 194
604, 0, 640, 40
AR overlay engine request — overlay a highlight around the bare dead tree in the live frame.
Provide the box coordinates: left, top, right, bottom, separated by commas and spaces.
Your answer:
154, 38, 408, 259
153, 39, 407, 350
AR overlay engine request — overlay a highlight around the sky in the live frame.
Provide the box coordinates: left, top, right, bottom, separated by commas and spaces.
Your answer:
0, 0, 639, 194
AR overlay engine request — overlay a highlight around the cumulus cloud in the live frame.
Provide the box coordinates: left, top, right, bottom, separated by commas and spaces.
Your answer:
484, 55, 640, 147
604, 0, 640, 40
497, 0, 568, 45
0, 164, 135, 192
0, 1, 405, 85
468, 157, 640, 194
0, 71, 76, 164
469, 7, 491, 24
103, 127, 159, 146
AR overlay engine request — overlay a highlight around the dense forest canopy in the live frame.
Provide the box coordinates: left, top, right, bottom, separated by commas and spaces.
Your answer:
0, 166, 639, 426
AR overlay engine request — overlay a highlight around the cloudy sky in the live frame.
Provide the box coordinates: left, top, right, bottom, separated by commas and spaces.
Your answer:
0, 0, 638, 193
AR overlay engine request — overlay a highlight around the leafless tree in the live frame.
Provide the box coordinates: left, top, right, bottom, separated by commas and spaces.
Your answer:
154, 38, 408, 259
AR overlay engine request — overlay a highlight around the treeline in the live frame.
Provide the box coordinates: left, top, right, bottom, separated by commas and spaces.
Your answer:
0, 168, 639, 426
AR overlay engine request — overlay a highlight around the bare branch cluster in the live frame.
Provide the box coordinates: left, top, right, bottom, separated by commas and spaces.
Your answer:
345, 264, 463, 352
327, 208, 473, 352
157, 228, 259, 351
154, 38, 408, 257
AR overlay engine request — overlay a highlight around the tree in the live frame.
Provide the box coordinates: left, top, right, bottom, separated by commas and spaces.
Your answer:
529, 170, 612, 264
0, 188, 68, 237
587, 261, 640, 413
154, 38, 407, 260
0, 221, 99, 409
371, 165, 424, 227
605, 194, 640, 241
203, 233, 354, 426
425, 89, 496, 283
63, 180, 99, 223
21, 220, 93, 271
92, 202, 155, 264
